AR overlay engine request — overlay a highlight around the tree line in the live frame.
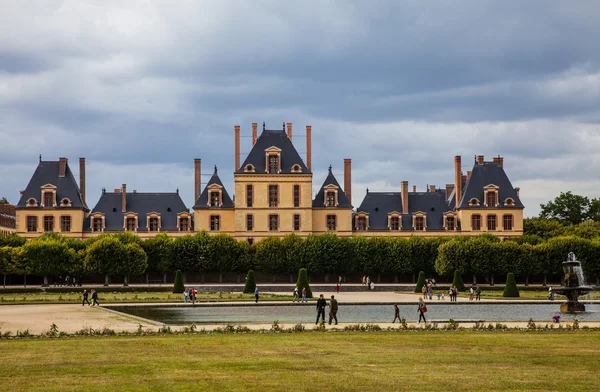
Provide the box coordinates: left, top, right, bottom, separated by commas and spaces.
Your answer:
1, 231, 600, 286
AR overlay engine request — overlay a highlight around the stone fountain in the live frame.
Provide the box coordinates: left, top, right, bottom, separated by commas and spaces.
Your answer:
553, 252, 593, 312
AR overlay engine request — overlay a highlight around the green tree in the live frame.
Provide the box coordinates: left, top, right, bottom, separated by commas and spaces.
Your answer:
119, 243, 148, 286
232, 240, 254, 283
195, 231, 214, 279
414, 271, 426, 293
211, 234, 240, 283
171, 235, 200, 281
0, 233, 26, 248
254, 236, 286, 280
243, 270, 256, 294
22, 239, 75, 286
452, 270, 465, 292
0, 246, 17, 287
173, 270, 184, 293
85, 236, 124, 286
524, 218, 566, 239
0, 197, 8, 204
142, 234, 173, 283
503, 272, 520, 297
296, 268, 312, 298
540, 192, 591, 225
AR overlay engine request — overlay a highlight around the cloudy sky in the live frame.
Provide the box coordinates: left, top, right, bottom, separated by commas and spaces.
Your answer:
1, 0, 599, 217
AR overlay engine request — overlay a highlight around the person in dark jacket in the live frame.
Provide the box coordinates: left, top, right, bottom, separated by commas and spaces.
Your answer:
392, 304, 401, 323
328, 295, 339, 325
91, 289, 100, 306
316, 294, 327, 324
417, 298, 426, 323
82, 289, 91, 306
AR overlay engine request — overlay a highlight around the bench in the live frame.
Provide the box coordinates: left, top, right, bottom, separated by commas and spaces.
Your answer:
429, 319, 486, 328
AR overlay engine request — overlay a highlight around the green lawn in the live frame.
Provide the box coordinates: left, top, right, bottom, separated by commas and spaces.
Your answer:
0, 291, 294, 304
0, 332, 598, 391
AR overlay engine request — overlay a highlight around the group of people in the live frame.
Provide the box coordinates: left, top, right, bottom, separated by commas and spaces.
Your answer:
81, 289, 99, 306
315, 294, 338, 325
362, 276, 375, 291
292, 287, 309, 303
468, 285, 482, 301
56, 275, 82, 287
184, 288, 198, 304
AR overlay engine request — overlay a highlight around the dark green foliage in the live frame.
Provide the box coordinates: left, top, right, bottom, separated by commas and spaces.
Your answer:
173, 270, 184, 293
540, 191, 597, 225
243, 270, 256, 294
415, 271, 426, 293
296, 268, 312, 298
142, 234, 173, 274
171, 235, 200, 273
503, 272, 520, 297
452, 270, 465, 292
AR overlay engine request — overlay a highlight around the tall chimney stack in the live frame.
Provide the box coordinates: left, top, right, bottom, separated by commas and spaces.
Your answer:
515, 187, 520, 197
79, 158, 86, 206
412, 185, 416, 192
252, 123, 258, 145
234, 125, 241, 171
59, 157, 67, 178
477, 155, 484, 165
287, 122, 292, 140
121, 184, 127, 212
306, 125, 312, 171
194, 158, 201, 202
429, 185, 436, 193
401, 181, 409, 214
445, 184, 455, 201
454, 156, 462, 208
344, 158, 352, 206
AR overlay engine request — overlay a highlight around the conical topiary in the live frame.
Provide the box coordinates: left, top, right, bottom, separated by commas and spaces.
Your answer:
452, 270, 466, 292
173, 270, 184, 294
243, 270, 256, 294
503, 272, 520, 297
296, 268, 312, 298
414, 271, 426, 293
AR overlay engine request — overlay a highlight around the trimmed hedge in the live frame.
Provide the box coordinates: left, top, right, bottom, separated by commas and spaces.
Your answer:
414, 271, 426, 293
243, 270, 256, 294
173, 270, 184, 294
503, 272, 520, 297
296, 268, 312, 298
452, 270, 466, 292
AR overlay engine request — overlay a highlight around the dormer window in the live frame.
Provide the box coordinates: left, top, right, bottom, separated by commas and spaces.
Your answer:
264, 146, 282, 174
147, 212, 161, 232
469, 198, 480, 206
504, 198, 515, 207
412, 212, 427, 231
323, 184, 339, 207
210, 192, 220, 207
177, 212, 192, 231
291, 164, 302, 173
483, 184, 499, 207
207, 184, 223, 207
326, 192, 336, 207
27, 198, 38, 207
269, 155, 279, 174
60, 198, 72, 207
244, 164, 255, 173
126, 217, 136, 231
387, 212, 402, 230
443, 212, 457, 231
355, 213, 369, 230
90, 213, 105, 232
40, 184, 57, 208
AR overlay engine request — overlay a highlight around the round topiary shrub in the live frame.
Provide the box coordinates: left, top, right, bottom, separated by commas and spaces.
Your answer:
414, 271, 426, 293
503, 272, 520, 297
296, 268, 312, 298
243, 270, 256, 294
172, 270, 184, 294
452, 270, 466, 292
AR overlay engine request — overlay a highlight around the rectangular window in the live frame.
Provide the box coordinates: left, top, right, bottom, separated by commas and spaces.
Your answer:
357, 216, 367, 230
92, 218, 103, 232
471, 214, 481, 231
179, 217, 189, 231
503, 215, 513, 230
293, 185, 300, 208
327, 215, 337, 231
210, 215, 220, 231
246, 214, 253, 231
326, 191, 336, 207
294, 214, 300, 231
446, 216, 455, 230
269, 214, 279, 231
246, 185, 253, 207
61, 216, 71, 232
210, 192, 220, 207
149, 217, 159, 231
247, 238, 254, 245
269, 155, 279, 174
486, 191, 497, 207
127, 217, 137, 231
43, 192, 54, 207
415, 216, 425, 231
44, 216, 54, 232
269, 185, 278, 207
390, 216, 400, 230
487, 215, 497, 231
27, 216, 37, 232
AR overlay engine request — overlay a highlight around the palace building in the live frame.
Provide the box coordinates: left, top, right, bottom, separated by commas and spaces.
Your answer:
14, 123, 524, 240
0, 202, 16, 237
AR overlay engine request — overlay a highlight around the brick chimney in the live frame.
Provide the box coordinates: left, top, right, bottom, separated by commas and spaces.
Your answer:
194, 158, 201, 202
234, 125, 241, 171
59, 157, 67, 177
445, 184, 455, 200
79, 157, 86, 206
114, 188, 120, 193
412, 185, 416, 192
401, 181, 409, 214
252, 123, 258, 145
344, 158, 352, 205
477, 155, 484, 165
429, 185, 436, 193
306, 125, 312, 171
467, 170, 472, 180
121, 184, 127, 213
515, 187, 520, 197
454, 156, 462, 208
493, 156, 504, 167
287, 122, 292, 140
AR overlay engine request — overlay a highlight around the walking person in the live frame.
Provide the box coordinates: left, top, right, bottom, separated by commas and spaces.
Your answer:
302, 287, 307, 303
82, 289, 91, 306
91, 289, 99, 306
475, 285, 481, 301
315, 294, 327, 324
469, 286, 474, 301
184, 288, 189, 303
392, 304, 401, 323
293, 287, 299, 302
336, 283, 340, 293
428, 286, 433, 300
421, 284, 427, 299
328, 295, 339, 325
191, 288, 196, 305
417, 298, 427, 323
254, 287, 259, 303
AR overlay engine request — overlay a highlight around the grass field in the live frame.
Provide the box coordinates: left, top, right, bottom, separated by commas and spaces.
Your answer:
0, 291, 293, 304
0, 332, 598, 391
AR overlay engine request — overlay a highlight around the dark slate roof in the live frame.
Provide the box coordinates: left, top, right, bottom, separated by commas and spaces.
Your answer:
355, 189, 453, 230
193, 166, 234, 209
312, 166, 352, 208
236, 127, 310, 174
87, 191, 188, 231
457, 161, 524, 209
17, 160, 87, 209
